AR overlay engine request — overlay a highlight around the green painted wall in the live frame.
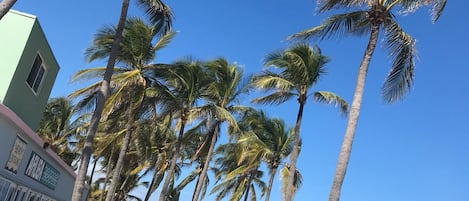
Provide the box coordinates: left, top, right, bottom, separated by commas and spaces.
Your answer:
0, 11, 32, 102
0, 10, 60, 131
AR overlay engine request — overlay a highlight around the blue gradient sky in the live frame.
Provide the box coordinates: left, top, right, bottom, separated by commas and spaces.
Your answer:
12, 1, 469, 201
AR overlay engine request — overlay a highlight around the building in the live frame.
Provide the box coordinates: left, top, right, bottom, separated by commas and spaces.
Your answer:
0, 10, 85, 201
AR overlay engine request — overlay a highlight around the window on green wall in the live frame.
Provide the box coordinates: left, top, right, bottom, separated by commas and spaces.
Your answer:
26, 55, 46, 93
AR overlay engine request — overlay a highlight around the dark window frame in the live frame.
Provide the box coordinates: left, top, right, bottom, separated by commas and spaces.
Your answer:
26, 54, 46, 94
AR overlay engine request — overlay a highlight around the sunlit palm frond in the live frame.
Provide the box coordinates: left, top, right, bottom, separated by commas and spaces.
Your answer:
281, 165, 303, 200
289, 11, 370, 41
70, 67, 109, 83
153, 31, 176, 52
252, 73, 295, 92
252, 91, 296, 105
313, 91, 349, 116
382, 17, 416, 103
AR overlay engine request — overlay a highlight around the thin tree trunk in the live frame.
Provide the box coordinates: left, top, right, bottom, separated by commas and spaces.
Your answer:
265, 166, 278, 201
105, 107, 135, 201
159, 118, 187, 201
71, 1, 129, 201
0, 0, 17, 20
328, 25, 380, 201
144, 154, 162, 201
100, 148, 114, 201
285, 98, 305, 201
192, 122, 220, 201
86, 158, 99, 200
243, 174, 253, 201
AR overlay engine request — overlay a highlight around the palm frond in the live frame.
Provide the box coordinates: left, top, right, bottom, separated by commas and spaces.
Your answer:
153, 31, 176, 52
317, 0, 370, 13
252, 91, 296, 105
252, 73, 295, 92
136, 0, 174, 36
382, 17, 416, 103
313, 91, 349, 116
289, 11, 370, 41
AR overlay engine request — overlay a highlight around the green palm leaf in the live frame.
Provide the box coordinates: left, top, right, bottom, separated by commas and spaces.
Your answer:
382, 16, 416, 103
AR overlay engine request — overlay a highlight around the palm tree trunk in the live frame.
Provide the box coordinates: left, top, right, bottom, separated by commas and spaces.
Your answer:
144, 154, 162, 201
243, 174, 253, 201
192, 122, 220, 201
105, 108, 135, 201
0, 0, 17, 20
71, 1, 129, 201
159, 118, 187, 201
328, 25, 380, 201
265, 166, 278, 201
100, 148, 114, 201
285, 100, 305, 201
86, 158, 99, 200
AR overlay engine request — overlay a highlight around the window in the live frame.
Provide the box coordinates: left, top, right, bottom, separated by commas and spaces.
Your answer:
26, 55, 46, 93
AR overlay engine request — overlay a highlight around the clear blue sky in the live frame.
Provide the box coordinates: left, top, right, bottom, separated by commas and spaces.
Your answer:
12, 1, 469, 201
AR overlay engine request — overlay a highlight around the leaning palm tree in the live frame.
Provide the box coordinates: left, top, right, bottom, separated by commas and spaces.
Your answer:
0, 0, 17, 20
289, 1, 446, 200
252, 43, 348, 201
71, 17, 175, 201
237, 110, 295, 201
72, 1, 173, 200
191, 58, 251, 201
156, 58, 211, 201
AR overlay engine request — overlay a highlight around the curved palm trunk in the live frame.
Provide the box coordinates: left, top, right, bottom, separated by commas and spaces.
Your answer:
285, 99, 305, 201
265, 166, 278, 201
0, 0, 17, 20
159, 118, 187, 201
328, 25, 380, 201
105, 108, 135, 201
71, 1, 129, 201
192, 122, 220, 201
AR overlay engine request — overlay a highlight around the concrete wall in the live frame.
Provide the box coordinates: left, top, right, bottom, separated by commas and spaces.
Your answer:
0, 11, 32, 103
0, 105, 76, 201
0, 10, 60, 131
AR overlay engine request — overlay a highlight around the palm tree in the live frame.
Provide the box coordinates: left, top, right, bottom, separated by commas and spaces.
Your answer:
38, 97, 86, 165
252, 43, 348, 201
0, 0, 17, 20
71, 1, 173, 200
237, 110, 295, 201
156, 58, 211, 201
71, 17, 175, 201
289, 1, 446, 200
191, 58, 251, 201
210, 142, 267, 201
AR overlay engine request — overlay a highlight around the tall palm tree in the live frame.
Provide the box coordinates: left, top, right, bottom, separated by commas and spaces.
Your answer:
289, 1, 446, 200
252, 43, 348, 201
237, 110, 295, 201
71, 17, 175, 201
192, 58, 251, 201
0, 0, 17, 20
38, 97, 85, 165
156, 58, 211, 201
71, 1, 173, 200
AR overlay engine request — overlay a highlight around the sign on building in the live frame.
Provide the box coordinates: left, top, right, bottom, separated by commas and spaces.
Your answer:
25, 152, 60, 190
5, 136, 27, 174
